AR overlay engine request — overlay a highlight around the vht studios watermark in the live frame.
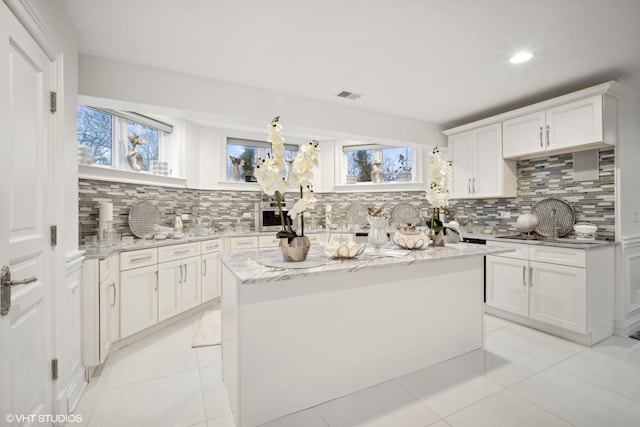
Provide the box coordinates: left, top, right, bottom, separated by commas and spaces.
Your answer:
5, 413, 83, 424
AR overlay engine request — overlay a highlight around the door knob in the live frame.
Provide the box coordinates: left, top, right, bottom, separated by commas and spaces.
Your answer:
1, 265, 38, 316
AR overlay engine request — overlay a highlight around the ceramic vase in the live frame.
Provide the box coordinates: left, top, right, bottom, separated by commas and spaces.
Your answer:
280, 236, 311, 262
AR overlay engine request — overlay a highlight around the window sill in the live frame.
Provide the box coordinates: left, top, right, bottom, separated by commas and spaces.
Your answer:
79, 164, 188, 188
333, 182, 425, 193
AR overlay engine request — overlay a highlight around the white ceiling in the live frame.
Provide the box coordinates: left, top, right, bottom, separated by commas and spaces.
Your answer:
62, 0, 640, 127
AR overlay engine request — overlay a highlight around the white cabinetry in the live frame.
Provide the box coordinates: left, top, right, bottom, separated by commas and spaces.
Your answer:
486, 241, 614, 345
447, 123, 516, 199
503, 95, 614, 159
120, 248, 158, 338
157, 243, 202, 322
81, 254, 120, 365
201, 239, 221, 302
227, 236, 259, 252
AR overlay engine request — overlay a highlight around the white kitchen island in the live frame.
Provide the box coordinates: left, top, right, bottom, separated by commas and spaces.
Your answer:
220, 243, 511, 427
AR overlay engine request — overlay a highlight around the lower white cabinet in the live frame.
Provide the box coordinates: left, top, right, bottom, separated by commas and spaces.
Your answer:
486, 241, 614, 345
120, 263, 158, 338
202, 240, 221, 302
82, 254, 120, 365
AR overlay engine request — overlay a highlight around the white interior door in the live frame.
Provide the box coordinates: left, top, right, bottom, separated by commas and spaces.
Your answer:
0, 4, 54, 423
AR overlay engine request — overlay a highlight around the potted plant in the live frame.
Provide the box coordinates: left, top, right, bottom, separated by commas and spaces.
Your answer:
426, 147, 458, 246
254, 116, 320, 261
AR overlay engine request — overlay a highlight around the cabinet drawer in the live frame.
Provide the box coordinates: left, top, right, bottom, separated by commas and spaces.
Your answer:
258, 235, 282, 249
530, 245, 585, 267
487, 241, 529, 259
120, 248, 157, 270
158, 242, 201, 263
229, 236, 259, 251
201, 239, 222, 254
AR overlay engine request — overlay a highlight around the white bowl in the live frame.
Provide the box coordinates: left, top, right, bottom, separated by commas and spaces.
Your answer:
322, 241, 366, 259
392, 231, 429, 250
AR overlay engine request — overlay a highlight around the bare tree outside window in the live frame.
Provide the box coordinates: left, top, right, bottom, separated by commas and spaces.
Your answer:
348, 150, 374, 182
77, 106, 112, 165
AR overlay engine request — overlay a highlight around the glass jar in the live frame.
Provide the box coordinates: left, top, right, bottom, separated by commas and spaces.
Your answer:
367, 215, 388, 249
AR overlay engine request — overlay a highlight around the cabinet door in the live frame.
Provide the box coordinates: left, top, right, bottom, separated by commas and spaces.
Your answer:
98, 279, 110, 364
181, 256, 202, 311
529, 261, 587, 333
546, 95, 603, 151
120, 265, 158, 338
158, 259, 183, 322
472, 124, 501, 197
502, 111, 545, 158
202, 252, 220, 302
449, 130, 473, 198
107, 255, 120, 346
486, 256, 529, 317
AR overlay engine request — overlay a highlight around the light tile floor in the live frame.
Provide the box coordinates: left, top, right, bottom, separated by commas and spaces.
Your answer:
74, 311, 640, 427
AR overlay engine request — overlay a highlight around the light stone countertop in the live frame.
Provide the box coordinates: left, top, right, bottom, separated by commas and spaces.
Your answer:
220, 242, 513, 285
460, 232, 618, 249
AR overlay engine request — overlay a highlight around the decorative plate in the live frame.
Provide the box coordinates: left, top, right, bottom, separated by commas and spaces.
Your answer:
531, 198, 575, 237
390, 203, 420, 226
128, 200, 161, 238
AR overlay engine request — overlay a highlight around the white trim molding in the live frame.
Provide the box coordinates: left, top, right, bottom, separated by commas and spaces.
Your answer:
79, 164, 188, 188
615, 235, 640, 336
2, 0, 59, 59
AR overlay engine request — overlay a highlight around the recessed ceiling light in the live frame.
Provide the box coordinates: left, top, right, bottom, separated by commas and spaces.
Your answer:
337, 90, 362, 100
510, 51, 533, 64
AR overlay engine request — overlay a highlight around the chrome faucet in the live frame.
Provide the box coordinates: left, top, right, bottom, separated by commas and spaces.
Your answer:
458, 214, 478, 226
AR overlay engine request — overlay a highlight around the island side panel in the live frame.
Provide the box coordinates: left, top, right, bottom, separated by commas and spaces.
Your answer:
221, 266, 240, 421
232, 255, 483, 427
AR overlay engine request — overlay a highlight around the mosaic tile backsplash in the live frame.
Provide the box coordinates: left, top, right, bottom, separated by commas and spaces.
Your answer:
78, 148, 615, 243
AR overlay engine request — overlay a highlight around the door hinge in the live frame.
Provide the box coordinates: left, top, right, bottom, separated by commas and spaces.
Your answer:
51, 358, 58, 380
50, 225, 57, 247
50, 91, 57, 113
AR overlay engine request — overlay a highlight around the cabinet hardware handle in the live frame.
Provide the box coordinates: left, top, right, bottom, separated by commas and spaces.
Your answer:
546, 125, 550, 147
184, 264, 188, 282
154, 271, 158, 291
131, 255, 152, 263
110, 282, 117, 307
472, 177, 476, 194
539, 126, 543, 147
179, 264, 184, 283
174, 249, 191, 255
529, 266, 533, 286
522, 266, 526, 285
203, 259, 207, 276
468, 178, 471, 194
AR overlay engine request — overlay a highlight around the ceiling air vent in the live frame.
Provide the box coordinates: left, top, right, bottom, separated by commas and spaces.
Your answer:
337, 91, 362, 100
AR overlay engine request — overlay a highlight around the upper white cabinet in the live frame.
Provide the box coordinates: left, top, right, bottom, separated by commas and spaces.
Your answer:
447, 123, 517, 199
445, 81, 620, 163
503, 94, 613, 159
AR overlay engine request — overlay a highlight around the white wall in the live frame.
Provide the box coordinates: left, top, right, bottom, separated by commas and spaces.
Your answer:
77, 54, 445, 146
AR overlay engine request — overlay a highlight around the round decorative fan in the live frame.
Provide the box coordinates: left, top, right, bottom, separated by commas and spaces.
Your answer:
128, 200, 160, 238
390, 203, 420, 226
531, 198, 575, 238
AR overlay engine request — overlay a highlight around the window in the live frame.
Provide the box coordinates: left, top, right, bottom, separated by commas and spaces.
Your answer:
77, 106, 172, 173
226, 137, 298, 182
344, 145, 414, 183
77, 106, 113, 166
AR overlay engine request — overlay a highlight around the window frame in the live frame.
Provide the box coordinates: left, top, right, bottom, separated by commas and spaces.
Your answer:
77, 105, 169, 173
334, 140, 425, 192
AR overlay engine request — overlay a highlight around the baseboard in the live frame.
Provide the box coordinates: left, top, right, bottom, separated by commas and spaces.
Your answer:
111, 300, 218, 353
484, 306, 601, 346
614, 312, 640, 337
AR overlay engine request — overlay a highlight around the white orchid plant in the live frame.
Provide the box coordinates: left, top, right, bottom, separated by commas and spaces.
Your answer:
254, 116, 320, 239
426, 147, 457, 235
